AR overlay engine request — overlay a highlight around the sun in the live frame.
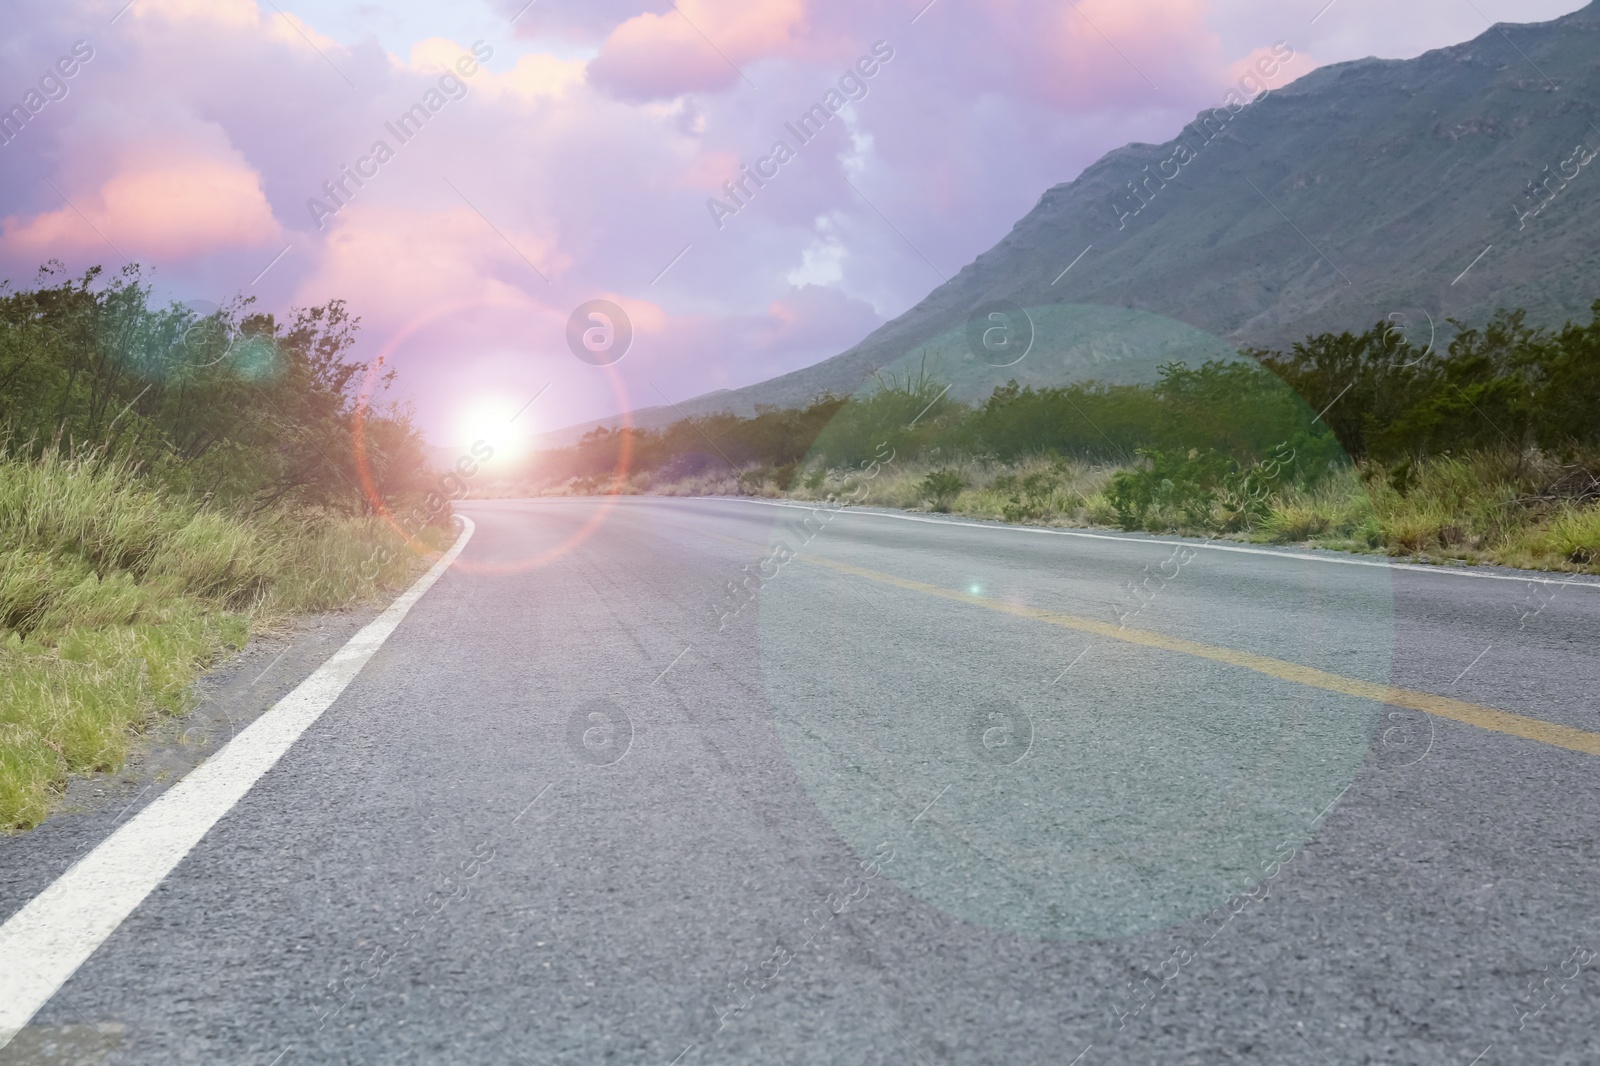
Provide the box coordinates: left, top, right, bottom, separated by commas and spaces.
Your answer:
456, 397, 534, 465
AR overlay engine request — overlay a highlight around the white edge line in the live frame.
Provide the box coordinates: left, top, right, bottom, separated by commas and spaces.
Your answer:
672, 497, 1600, 590
0, 517, 477, 1049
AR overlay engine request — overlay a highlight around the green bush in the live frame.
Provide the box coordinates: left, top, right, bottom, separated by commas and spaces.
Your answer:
0, 264, 433, 514
1256, 304, 1600, 463
920, 469, 966, 512
1108, 449, 1235, 531
994, 471, 1061, 522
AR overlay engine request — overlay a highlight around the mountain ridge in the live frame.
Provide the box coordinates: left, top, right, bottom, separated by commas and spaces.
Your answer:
542, 2, 1600, 445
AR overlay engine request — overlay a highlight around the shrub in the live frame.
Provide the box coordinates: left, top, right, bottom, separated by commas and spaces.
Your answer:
1108, 449, 1235, 531
0, 265, 432, 514
1082, 493, 1120, 526
920, 469, 966, 512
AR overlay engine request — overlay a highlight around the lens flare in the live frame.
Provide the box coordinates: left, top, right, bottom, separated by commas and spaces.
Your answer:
457, 396, 534, 464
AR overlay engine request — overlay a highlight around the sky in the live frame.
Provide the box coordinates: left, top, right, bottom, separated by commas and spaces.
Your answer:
0, 0, 1587, 452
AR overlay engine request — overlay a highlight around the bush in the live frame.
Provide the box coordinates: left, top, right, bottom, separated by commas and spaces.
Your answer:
809, 359, 956, 470
920, 469, 966, 512
1107, 449, 1235, 531
740, 461, 800, 494
1256, 304, 1600, 463
1082, 493, 1120, 526
0, 264, 433, 514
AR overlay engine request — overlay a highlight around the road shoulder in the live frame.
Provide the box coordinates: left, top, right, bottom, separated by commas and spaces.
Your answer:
0, 605, 381, 927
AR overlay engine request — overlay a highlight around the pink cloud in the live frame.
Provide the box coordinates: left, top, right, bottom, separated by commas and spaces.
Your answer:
916, 0, 1218, 108
3, 0, 1585, 440
294, 203, 569, 324
1223, 41, 1320, 96
4, 156, 280, 261
129, 0, 343, 52
681, 150, 743, 191
588, 0, 809, 100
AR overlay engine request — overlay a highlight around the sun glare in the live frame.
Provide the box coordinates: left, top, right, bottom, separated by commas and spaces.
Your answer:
457, 397, 533, 465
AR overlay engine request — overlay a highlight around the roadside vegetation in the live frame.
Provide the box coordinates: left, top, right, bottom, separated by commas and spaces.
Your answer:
0, 264, 449, 830
502, 305, 1600, 573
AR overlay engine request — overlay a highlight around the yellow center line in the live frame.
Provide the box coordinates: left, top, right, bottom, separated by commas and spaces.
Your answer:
801, 553, 1600, 758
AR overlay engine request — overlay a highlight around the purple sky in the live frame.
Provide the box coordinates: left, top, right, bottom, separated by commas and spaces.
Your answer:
0, 0, 1586, 452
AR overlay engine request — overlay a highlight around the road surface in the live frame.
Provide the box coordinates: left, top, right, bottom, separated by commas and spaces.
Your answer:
3, 495, 1599, 1065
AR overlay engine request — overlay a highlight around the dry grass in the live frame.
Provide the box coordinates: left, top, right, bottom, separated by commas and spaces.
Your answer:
502, 446, 1600, 577
0, 451, 445, 831
1545, 503, 1600, 564
1255, 467, 1379, 548
781, 454, 1123, 526
1252, 450, 1600, 573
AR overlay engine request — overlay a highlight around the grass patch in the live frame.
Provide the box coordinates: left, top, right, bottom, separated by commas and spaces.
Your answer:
512, 426, 1600, 583
0, 451, 446, 831
601, 446, 1600, 577
1257, 468, 1376, 547
1252, 452, 1600, 571
1547, 504, 1600, 564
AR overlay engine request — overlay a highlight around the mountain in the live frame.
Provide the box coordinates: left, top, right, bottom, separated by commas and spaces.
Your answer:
546, 3, 1600, 444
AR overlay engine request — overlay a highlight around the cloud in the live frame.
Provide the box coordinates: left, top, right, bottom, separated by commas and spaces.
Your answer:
632, 282, 882, 395
1223, 41, 1319, 95
125, 0, 260, 30
680, 149, 743, 191
588, 0, 809, 100
130, 0, 342, 52
401, 37, 585, 102
4, 154, 280, 261
294, 202, 568, 323
2, 0, 1586, 438
481, 53, 590, 103
403, 36, 481, 73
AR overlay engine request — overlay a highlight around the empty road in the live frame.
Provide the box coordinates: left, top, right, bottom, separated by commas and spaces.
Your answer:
3, 495, 1599, 1065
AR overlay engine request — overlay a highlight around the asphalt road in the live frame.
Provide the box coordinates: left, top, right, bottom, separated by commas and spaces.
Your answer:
4, 495, 1600, 1065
